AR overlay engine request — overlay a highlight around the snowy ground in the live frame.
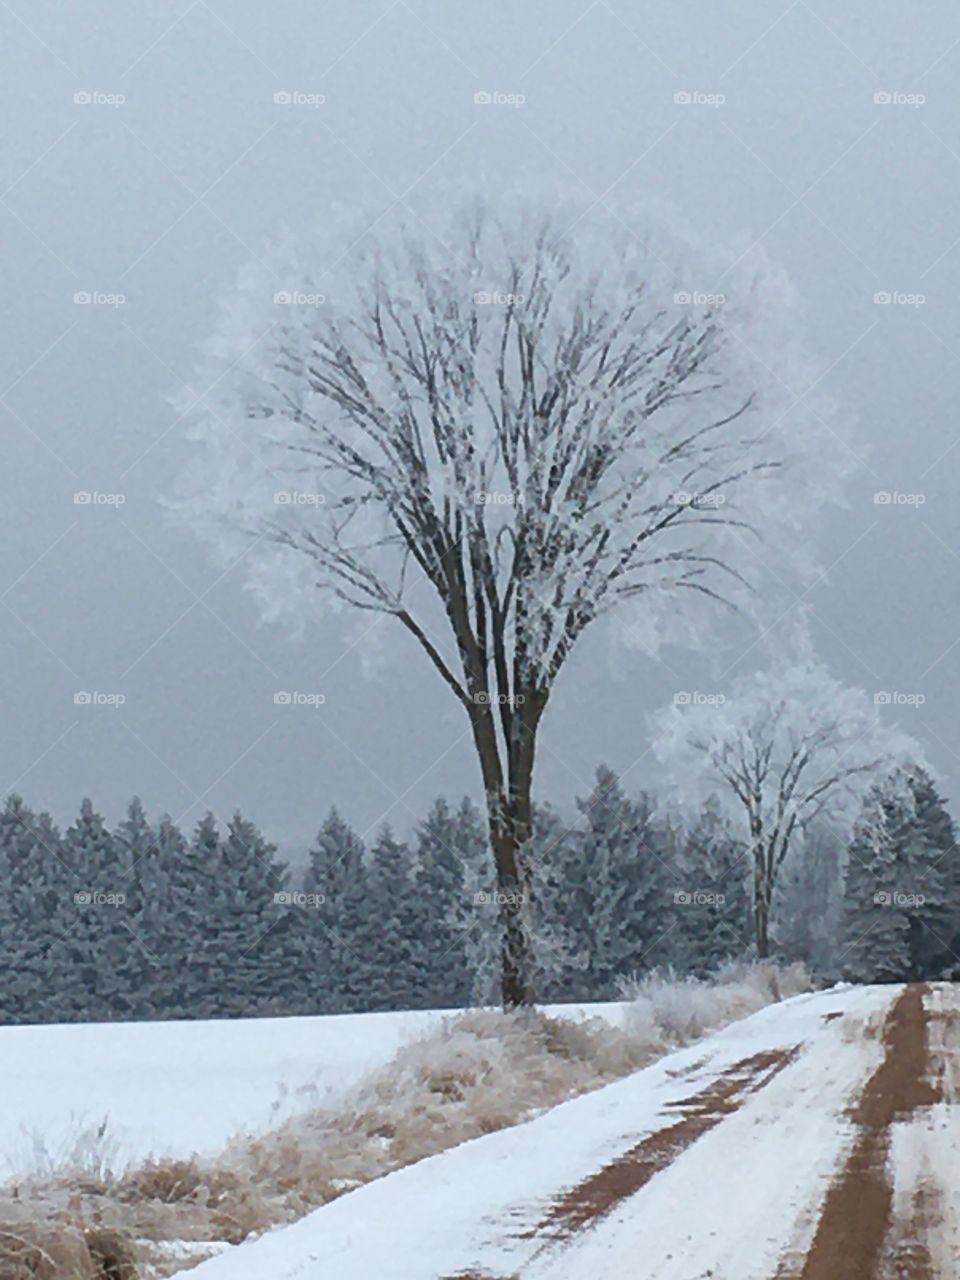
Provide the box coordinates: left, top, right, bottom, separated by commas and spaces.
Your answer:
0, 1009, 447, 1175
184, 983, 960, 1280
0, 1002, 623, 1176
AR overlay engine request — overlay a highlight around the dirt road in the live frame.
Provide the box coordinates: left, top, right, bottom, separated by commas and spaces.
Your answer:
189, 984, 960, 1280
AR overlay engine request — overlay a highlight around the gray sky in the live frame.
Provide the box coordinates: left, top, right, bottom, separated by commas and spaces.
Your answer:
1, 0, 958, 848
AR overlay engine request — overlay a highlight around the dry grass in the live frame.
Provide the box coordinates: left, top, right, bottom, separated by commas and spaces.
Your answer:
0, 963, 812, 1278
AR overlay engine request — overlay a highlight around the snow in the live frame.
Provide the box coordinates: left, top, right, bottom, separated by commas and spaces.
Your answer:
0, 1008, 445, 1174
0, 1001, 625, 1176
186, 984, 897, 1280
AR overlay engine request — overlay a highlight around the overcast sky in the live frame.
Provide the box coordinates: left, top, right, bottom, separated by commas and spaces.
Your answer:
1, 0, 958, 849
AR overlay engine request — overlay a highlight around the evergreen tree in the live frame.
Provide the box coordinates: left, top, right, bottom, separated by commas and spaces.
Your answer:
840, 785, 911, 983
0, 797, 70, 1022
899, 768, 956, 979
551, 767, 674, 999
675, 799, 751, 975
51, 799, 135, 1019
208, 811, 307, 1016
306, 807, 368, 1010
775, 824, 844, 976
361, 825, 427, 1010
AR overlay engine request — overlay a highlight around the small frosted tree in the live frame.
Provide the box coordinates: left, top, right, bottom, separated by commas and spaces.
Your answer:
175, 199, 849, 1006
652, 664, 918, 958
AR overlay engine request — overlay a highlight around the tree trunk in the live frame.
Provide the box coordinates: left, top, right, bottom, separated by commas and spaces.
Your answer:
753, 850, 770, 959
491, 823, 537, 1008
469, 693, 543, 1009
755, 895, 770, 959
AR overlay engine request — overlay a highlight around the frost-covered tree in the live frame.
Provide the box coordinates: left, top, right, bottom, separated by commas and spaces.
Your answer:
306, 807, 368, 1009
653, 664, 917, 958
775, 822, 844, 974
412, 796, 488, 1007
841, 766, 956, 982
674, 797, 751, 974
362, 825, 428, 1010
174, 199, 850, 1005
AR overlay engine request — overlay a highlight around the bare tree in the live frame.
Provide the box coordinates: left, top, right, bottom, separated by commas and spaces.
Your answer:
652, 664, 918, 958
176, 200, 847, 1006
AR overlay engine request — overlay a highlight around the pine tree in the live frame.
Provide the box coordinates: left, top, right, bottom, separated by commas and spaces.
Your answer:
50, 799, 135, 1019
576, 768, 675, 996
306, 807, 368, 1011
840, 786, 911, 983
775, 824, 844, 975
0, 797, 70, 1022
207, 811, 308, 1016
676, 799, 751, 975
361, 825, 427, 1010
899, 768, 956, 979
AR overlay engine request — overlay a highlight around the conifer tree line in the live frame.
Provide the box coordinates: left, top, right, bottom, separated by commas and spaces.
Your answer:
0, 763, 956, 1025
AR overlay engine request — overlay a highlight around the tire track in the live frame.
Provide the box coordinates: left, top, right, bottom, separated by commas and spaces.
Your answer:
781, 984, 939, 1280
528, 1045, 801, 1245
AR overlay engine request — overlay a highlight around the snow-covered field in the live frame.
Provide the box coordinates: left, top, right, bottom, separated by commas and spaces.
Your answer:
0, 1009, 448, 1174
0, 1002, 624, 1176
184, 983, 959, 1280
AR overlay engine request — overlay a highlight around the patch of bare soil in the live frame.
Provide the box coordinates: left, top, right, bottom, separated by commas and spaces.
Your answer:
529, 1045, 801, 1242
788, 984, 939, 1280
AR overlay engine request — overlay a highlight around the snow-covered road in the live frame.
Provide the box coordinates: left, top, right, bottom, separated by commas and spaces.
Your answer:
188, 983, 960, 1280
